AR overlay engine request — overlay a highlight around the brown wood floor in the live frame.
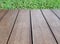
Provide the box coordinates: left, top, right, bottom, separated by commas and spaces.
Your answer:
0, 10, 60, 44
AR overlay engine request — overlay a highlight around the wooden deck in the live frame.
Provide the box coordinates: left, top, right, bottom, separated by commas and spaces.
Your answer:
0, 10, 60, 44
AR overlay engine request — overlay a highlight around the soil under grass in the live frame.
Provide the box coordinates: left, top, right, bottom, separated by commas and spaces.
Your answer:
0, 0, 60, 9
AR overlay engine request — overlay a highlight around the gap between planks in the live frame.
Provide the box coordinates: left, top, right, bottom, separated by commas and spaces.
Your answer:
51, 10, 60, 20
6, 10, 19, 44
42, 9, 60, 44
0, 10, 18, 44
31, 10, 57, 44
0, 10, 58, 44
8, 10, 32, 44
0, 10, 8, 21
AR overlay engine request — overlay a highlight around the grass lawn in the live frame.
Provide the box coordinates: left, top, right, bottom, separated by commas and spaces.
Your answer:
0, 0, 60, 9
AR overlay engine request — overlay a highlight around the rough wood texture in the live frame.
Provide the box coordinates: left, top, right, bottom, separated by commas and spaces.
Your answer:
42, 10, 60, 44
52, 10, 60, 19
0, 10, 18, 44
8, 10, 31, 44
0, 10, 8, 21
31, 10, 56, 44
0, 10, 60, 44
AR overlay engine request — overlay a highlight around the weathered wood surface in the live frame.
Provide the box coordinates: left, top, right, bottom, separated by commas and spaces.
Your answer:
0, 10, 8, 21
0, 10, 60, 44
42, 10, 60, 44
52, 10, 60, 19
8, 10, 31, 44
0, 10, 18, 44
31, 10, 56, 44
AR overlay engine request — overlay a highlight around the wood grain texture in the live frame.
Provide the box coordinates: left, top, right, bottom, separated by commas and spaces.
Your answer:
42, 9, 60, 44
52, 10, 60, 19
0, 10, 18, 44
8, 10, 31, 44
0, 10, 8, 20
31, 10, 56, 44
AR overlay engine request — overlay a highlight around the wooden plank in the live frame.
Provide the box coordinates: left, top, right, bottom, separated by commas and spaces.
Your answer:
0, 10, 8, 20
51, 10, 60, 19
0, 10, 18, 44
8, 10, 31, 44
42, 9, 60, 44
31, 10, 56, 44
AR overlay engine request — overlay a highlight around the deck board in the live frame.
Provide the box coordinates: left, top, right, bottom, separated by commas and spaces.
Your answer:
42, 10, 60, 44
0, 10, 18, 44
0, 10, 60, 44
0, 10, 8, 21
51, 10, 60, 19
8, 10, 31, 44
31, 10, 56, 44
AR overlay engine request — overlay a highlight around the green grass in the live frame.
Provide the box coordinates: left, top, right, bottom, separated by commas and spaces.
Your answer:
0, 0, 60, 9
